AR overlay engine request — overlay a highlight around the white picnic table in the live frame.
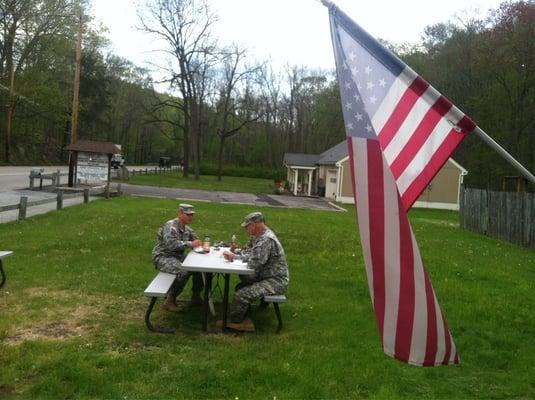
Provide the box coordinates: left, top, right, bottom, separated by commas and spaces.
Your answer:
181, 247, 254, 331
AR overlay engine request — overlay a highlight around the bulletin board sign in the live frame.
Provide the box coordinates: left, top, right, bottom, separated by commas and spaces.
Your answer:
77, 152, 109, 184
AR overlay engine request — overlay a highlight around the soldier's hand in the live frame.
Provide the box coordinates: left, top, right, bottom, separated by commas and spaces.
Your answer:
191, 239, 202, 248
223, 251, 235, 262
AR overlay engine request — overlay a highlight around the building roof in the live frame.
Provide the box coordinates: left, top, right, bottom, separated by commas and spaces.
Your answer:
318, 141, 348, 165
284, 140, 467, 172
64, 140, 121, 155
283, 153, 320, 167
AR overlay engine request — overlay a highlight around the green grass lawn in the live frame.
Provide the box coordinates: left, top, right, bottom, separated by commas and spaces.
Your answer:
1, 198, 534, 398
125, 171, 276, 194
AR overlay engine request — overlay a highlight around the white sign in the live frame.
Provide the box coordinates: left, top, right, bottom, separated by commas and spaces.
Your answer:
77, 152, 109, 184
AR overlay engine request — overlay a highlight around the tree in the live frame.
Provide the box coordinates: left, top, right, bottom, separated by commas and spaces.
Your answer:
0, 0, 80, 162
138, 0, 218, 178
212, 46, 262, 180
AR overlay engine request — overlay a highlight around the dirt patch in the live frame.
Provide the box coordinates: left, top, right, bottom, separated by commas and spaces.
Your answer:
24, 287, 82, 301
2, 287, 149, 345
4, 321, 91, 345
3, 304, 96, 345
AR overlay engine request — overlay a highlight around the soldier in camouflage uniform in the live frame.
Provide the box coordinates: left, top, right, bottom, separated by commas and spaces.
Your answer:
221, 212, 289, 330
152, 204, 203, 312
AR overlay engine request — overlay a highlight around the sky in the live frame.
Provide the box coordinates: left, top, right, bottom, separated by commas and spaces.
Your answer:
91, 0, 504, 73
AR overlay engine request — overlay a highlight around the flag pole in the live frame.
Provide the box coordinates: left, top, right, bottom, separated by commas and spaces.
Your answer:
318, 0, 535, 186
473, 126, 535, 184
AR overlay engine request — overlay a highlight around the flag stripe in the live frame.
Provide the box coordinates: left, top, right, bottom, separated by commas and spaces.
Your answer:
377, 76, 429, 149
382, 85, 437, 165
394, 189, 415, 362
350, 138, 375, 299
395, 105, 464, 196
442, 314, 453, 365
400, 127, 467, 209
382, 152, 402, 355
433, 291, 447, 365
367, 140, 386, 339
372, 73, 414, 134
389, 97, 453, 179
423, 266, 438, 366
409, 230, 429, 364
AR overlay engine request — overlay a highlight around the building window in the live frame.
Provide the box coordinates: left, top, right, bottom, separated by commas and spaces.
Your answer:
330, 178, 336, 183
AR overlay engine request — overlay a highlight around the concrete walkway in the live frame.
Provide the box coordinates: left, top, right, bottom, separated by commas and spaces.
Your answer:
120, 183, 344, 211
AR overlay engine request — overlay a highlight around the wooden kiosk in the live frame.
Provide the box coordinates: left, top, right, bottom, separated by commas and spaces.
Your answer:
64, 140, 121, 187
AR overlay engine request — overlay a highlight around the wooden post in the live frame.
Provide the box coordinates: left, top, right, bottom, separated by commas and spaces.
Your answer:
105, 185, 110, 199
56, 169, 61, 187
18, 196, 28, 220
83, 189, 89, 203
57, 191, 63, 210
117, 183, 122, 196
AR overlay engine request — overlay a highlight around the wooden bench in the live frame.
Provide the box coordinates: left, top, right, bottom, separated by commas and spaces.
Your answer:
0, 251, 14, 288
263, 294, 287, 333
144, 272, 176, 333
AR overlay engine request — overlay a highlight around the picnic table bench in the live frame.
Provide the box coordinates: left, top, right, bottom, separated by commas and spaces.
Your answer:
143, 272, 176, 333
0, 251, 14, 288
262, 294, 286, 333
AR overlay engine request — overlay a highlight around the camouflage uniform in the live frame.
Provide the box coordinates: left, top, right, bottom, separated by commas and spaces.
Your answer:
230, 228, 289, 322
152, 218, 203, 299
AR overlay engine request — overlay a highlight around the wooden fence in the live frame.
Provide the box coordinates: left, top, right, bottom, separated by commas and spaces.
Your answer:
127, 166, 180, 178
460, 187, 535, 248
0, 185, 121, 222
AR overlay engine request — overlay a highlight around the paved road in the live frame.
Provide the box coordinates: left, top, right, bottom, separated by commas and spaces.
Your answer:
0, 165, 342, 224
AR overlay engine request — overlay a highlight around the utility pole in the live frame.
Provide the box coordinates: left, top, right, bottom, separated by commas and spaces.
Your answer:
68, 13, 83, 187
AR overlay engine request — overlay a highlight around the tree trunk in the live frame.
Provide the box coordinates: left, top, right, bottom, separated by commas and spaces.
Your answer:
217, 135, 225, 181
4, 57, 15, 163
182, 125, 190, 178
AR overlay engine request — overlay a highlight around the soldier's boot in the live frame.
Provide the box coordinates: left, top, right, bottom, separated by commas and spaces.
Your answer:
216, 318, 255, 332
189, 291, 203, 306
162, 295, 180, 312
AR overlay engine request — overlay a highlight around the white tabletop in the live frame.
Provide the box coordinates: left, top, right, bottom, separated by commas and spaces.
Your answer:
0, 251, 13, 259
181, 247, 254, 275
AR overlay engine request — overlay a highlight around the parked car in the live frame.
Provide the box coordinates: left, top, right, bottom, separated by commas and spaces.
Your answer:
111, 153, 125, 169
158, 156, 171, 168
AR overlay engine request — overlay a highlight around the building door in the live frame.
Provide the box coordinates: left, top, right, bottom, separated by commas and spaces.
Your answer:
325, 169, 337, 199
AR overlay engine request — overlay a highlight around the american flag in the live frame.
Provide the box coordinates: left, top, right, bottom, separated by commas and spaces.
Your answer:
327, 3, 474, 366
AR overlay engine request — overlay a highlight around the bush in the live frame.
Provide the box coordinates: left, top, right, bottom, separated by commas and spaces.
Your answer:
200, 163, 286, 180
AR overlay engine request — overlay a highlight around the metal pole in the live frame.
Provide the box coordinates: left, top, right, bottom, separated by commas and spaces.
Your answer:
473, 126, 535, 185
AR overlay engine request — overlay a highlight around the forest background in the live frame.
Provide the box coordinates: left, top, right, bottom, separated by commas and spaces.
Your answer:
0, 0, 533, 188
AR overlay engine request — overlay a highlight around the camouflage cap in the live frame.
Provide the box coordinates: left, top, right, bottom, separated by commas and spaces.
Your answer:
178, 203, 195, 214
241, 211, 265, 227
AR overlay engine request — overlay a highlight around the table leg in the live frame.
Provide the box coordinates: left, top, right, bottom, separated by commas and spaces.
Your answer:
222, 274, 230, 331
202, 272, 213, 332
0, 259, 5, 287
